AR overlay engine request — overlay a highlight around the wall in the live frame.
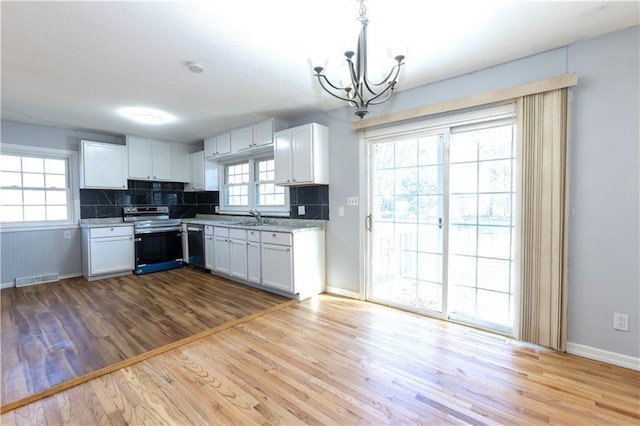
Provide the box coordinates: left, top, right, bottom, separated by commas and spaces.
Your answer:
291, 26, 639, 361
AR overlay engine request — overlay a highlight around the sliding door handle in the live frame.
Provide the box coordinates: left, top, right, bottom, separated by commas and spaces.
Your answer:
366, 214, 373, 232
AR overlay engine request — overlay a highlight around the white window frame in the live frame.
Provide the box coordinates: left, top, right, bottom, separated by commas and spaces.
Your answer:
0, 144, 80, 231
218, 154, 290, 216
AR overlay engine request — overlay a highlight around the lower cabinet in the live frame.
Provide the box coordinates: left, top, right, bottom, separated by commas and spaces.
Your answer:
247, 230, 261, 285
81, 225, 134, 281
261, 242, 293, 293
214, 227, 230, 275
197, 223, 325, 300
204, 226, 214, 270
229, 229, 247, 280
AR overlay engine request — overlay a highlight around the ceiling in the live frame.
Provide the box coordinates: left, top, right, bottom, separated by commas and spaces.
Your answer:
1, 1, 638, 144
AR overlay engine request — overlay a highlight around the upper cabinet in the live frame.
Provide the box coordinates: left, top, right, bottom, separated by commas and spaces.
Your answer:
185, 150, 219, 192
204, 133, 231, 158
274, 123, 329, 186
231, 126, 253, 152
205, 118, 288, 159
126, 136, 188, 182
80, 140, 128, 189
254, 118, 287, 148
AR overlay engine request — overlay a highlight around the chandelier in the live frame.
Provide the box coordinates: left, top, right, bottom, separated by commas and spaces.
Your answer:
313, 0, 405, 119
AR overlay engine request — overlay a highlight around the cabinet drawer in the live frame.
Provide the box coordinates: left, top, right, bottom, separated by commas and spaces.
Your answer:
89, 226, 133, 239
214, 227, 229, 238
229, 228, 246, 240
204, 225, 213, 236
261, 231, 292, 246
247, 229, 261, 242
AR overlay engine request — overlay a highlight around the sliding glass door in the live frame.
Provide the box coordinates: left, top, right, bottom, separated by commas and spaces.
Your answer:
366, 111, 516, 334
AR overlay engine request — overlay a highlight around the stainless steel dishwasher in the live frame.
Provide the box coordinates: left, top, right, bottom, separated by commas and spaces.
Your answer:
186, 224, 206, 269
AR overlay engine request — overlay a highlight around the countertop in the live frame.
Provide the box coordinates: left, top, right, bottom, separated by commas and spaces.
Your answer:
78, 218, 133, 229
181, 218, 325, 233
79, 216, 326, 233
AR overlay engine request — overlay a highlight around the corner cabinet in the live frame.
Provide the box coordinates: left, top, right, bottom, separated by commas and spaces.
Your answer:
79, 140, 128, 189
185, 151, 219, 192
81, 225, 134, 281
274, 123, 329, 186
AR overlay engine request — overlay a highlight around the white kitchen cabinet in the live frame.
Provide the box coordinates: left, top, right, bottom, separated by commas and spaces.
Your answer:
231, 126, 253, 152
127, 136, 172, 181
204, 133, 231, 158
186, 151, 219, 192
260, 229, 325, 299
229, 228, 247, 280
213, 227, 230, 274
204, 225, 214, 270
262, 240, 293, 293
206, 224, 325, 300
171, 143, 190, 183
79, 140, 128, 189
81, 225, 134, 281
188, 151, 205, 191
253, 118, 288, 148
274, 123, 329, 186
247, 230, 261, 284
181, 223, 189, 264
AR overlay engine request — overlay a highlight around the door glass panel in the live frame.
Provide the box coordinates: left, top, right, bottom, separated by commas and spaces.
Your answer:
449, 123, 515, 333
370, 134, 444, 313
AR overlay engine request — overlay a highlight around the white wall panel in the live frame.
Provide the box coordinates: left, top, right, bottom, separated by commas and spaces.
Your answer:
1, 228, 82, 287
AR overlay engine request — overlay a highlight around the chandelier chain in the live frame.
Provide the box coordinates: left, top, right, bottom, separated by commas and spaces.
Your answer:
359, 0, 367, 18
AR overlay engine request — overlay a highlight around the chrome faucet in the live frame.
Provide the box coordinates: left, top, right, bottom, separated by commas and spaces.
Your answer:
248, 209, 263, 225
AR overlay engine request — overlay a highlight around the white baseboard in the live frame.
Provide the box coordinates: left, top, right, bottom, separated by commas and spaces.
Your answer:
566, 341, 640, 371
324, 286, 360, 300
1, 281, 14, 289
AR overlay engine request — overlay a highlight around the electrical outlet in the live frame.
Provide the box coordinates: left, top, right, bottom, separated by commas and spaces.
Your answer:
63, 230, 71, 239
613, 313, 629, 331
298, 205, 306, 215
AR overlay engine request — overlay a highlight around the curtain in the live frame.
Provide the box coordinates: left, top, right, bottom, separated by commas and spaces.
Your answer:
517, 89, 570, 351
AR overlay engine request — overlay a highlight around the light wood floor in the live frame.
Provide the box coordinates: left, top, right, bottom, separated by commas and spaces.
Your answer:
2, 294, 638, 425
0, 268, 289, 409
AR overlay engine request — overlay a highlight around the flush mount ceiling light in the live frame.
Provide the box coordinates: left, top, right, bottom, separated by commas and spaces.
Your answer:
313, 0, 405, 119
118, 107, 175, 125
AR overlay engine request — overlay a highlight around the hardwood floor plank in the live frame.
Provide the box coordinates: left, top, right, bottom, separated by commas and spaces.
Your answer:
1, 267, 290, 409
2, 294, 639, 425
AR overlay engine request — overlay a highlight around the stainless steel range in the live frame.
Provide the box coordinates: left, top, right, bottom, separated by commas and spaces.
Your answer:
123, 206, 183, 274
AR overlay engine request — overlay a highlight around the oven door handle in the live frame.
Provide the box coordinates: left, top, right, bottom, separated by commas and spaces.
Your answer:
135, 226, 182, 234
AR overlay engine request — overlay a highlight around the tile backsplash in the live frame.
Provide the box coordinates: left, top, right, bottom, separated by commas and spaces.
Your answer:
80, 181, 330, 220
80, 180, 218, 219
289, 185, 329, 220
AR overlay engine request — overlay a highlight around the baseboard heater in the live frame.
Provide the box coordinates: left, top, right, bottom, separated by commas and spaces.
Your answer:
15, 273, 60, 287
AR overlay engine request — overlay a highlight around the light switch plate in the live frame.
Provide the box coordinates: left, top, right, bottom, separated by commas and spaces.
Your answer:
347, 196, 359, 207
298, 205, 306, 215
